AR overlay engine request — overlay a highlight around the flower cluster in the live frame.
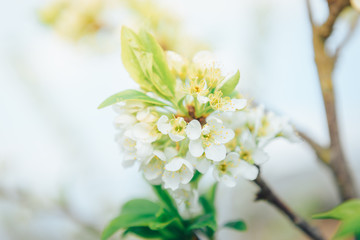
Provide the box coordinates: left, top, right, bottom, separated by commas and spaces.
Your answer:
100, 28, 297, 209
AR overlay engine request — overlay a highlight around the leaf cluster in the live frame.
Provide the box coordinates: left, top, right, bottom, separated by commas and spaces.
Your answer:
102, 184, 246, 240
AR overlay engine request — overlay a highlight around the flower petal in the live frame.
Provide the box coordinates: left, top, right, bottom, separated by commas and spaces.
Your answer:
220, 174, 237, 187
165, 157, 185, 171
162, 171, 180, 190
157, 115, 171, 134
195, 157, 211, 174
143, 158, 164, 180
225, 152, 240, 162
231, 99, 247, 110
186, 120, 202, 140
136, 142, 153, 158
215, 128, 235, 144
198, 96, 209, 104
164, 147, 178, 159
189, 139, 204, 157
113, 113, 137, 129
153, 150, 166, 161
180, 167, 194, 184
253, 149, 269, 165
169, 132, 185, 142
205, 144, 226, 161
237, 161, 259, 180
130, 123, 158, 143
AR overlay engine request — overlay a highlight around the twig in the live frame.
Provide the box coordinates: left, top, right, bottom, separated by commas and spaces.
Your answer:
297, 131, 330, 164
305, 0, 356, 201
254, 175, 324, 240
319, 0, 351, 38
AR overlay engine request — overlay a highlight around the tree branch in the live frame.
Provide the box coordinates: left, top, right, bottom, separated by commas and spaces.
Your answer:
319, 0, 351, 38
254, 175, 324, 240
297, 131, 330, 164
305, 0, 356, 201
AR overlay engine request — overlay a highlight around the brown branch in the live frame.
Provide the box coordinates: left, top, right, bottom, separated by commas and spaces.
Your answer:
254, 175, 324, 240
297, 131, 330, 164
319, 0, 351, 38
305, 0, 356, 201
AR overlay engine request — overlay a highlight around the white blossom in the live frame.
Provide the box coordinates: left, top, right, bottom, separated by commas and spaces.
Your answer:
186, 152, 211, 174
157, 115, 187, 142
188, 117, 234, 161
239, 131, 269, 165
162, 157, 194, 191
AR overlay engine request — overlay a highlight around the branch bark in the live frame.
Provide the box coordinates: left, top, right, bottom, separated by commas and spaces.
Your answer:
306, 0, 356, 201
254, 175, 324, 240
319, 0, 350, 38
297, 131, 330, 164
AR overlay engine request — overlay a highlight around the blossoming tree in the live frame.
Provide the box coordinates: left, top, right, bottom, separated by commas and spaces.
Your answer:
39, 0, 360, 239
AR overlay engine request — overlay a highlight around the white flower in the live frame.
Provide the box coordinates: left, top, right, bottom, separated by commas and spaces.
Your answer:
221, 99, 247, 112
142, 150, 167, 184
162, 157, 194, 191
213, 152, 259, 187
237, 160, 259, 181
157, 115, 171, 134
274, 118, 299, 143
188, 117, 234, 161
116, 133, 154, 167
113, 113, 137, 130
239, 131, 269, 165
136, 107, 158, 123
116, 135, 137, 167
213, 152, 239, 187
208, 90, 247, 112
157, 116, 187, 142
126, 122, 159, 143
135, 141, 153, 158
216, 111, 247, 130
186, 152, 211, 174
170, 184, 201, 218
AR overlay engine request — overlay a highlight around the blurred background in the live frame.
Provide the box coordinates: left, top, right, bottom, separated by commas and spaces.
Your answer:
0, 0, 359, 239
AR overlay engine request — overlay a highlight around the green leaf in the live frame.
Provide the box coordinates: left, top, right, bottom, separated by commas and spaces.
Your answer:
121, 199, 161, 216
313, 199, 360, 220
149, 218, 177, 230
98, 89, 167, 109
218, 70, 240, 96
199, 183, 218, 214
188, 214, 217, 232
224, 220, 247, 231
121, 27, 153, 91
334, 215, 360, 239
176, 96, 187, 114
313, 200, 360, 240
102, 199, 162, 240
151, 185, 181, 220
101, 214, 157, 240
139, 30, 176, 97
123, 227, 162, 239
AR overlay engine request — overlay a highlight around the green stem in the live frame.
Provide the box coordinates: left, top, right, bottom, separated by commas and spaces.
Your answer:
151, 185, 184, 229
